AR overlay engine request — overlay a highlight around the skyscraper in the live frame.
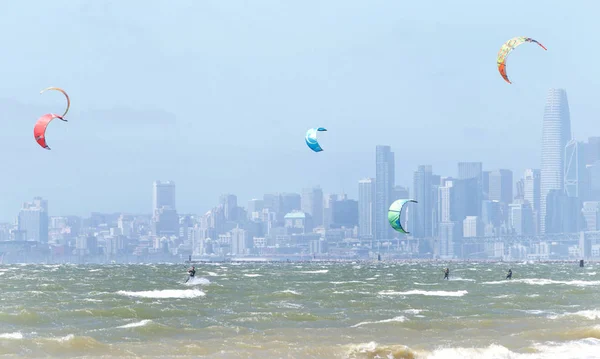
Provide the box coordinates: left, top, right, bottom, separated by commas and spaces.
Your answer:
585, 137, 600, 165
152, 181, 178, 236
375, 145, 395, 240
524, 169, 541, 234
564, 139, 587, 199
488, 169, 513, 204
457, 162, 483, 216
17, 197, 48, 243
358, 178, 375, 239
153, 181, 176, 211
219, 194, 238, 221
247, 199, 264, 217
540, 88, 571, 234
301, 187, 324, 227
412, 165, 433, 238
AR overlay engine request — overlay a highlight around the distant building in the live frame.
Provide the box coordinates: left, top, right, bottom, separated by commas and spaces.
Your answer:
524, 169, 541, 234
152, 207, 179, 237
540, 88, 571, 233
220, 194, 238, 221
358, 178, 375, 239
284, 211, 313, 234
153, 181, 176, 212
488, 169, 513, 205
564, 139, 587, 199
301, 187, 324, 227
375, 145, 395, 240
582, 201, 600, 231
230, 227, 251, 255
463, 216, 482, 237
18, 197, 48, 243
331, 199, 358, 228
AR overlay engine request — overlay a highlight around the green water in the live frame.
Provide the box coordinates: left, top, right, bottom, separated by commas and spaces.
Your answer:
0, 262, 599, 358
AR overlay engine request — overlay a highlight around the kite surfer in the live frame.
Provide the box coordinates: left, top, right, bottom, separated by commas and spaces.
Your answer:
443, 268, 449, 280
185, 266, 196, 283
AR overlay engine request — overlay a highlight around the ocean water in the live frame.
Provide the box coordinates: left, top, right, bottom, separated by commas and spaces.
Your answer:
0, 262, 599, 358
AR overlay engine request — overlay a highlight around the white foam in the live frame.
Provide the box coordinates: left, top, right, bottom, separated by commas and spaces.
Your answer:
243, 274, 262, 277
449, 277, 476, 282
483, 278, 600, 287
426, 339, 600, 359
0, 332, 23, 339
549, 309, 600, 320
351, 316, 407, 328
378, 289, 468, 297
403, 309, 424, 315
116, 289, 205, 299
185, 277, 210, 285
117, 319, 152, 328
299, 270, 329, 274
278, 289, 301, 295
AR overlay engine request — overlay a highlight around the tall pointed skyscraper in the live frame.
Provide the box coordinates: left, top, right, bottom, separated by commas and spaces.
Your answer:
540, 88, 571, 234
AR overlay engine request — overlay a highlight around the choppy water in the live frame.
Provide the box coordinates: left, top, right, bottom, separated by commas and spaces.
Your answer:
1, 262, 599, 358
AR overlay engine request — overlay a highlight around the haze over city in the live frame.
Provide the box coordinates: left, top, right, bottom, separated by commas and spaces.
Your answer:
1, 0, 600, 220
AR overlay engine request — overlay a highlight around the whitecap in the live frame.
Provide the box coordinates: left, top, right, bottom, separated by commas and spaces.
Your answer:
378, 289, 467, 297
351, 316, 407, 328
116, 289, 205, 299
117, 319, 152, 328
0, 332, 23, 339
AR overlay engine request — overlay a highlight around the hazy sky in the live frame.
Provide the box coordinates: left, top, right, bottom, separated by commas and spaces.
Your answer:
0, 0, 598, 220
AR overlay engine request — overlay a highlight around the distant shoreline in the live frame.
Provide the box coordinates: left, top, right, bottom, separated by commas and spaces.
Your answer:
185, 258, 598, 264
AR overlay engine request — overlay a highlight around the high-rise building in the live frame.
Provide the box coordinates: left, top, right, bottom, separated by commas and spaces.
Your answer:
219, 194, 238, 221
488, 169, 513, 204
375, 145, 395, 240
392, 185, 409, 200
331, 199, 359, 228
438, 182, 453, 223
301, 187, 324, 227
412, 165, 433, 238
153, 181, 176, 211
280, 193, 301, 219
540, 88, 571, 234
482, 171, 491, 200
545, 189, 582, 234
17, 197, 48, 243
463, 216, 482, 237
430, 175, 441, 238
230, 227, 251, 255
587, 161, 600, 201
152, 207, 179, 237
264, 193, 301, 224
458, 162, 483, 216
565, 139, 587, 199
451, 177, 479, 224
509, 200, 533, 235
458, 162, 483, 180
247, 199, 264, 217
439, 222, 459, 258
524, 169, 541, 234
585, 137, 600, 165
515, 179, 524, 200
358, 178, 376, 239
152, 181, 178, 236
582, 201, 600, 231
